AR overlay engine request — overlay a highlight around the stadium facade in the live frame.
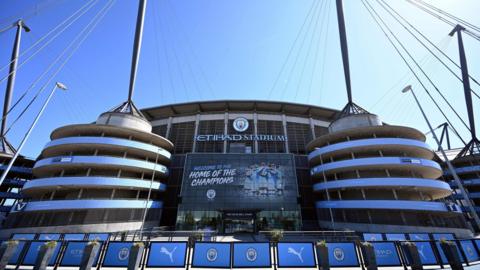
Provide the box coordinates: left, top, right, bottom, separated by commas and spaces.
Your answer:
0, 100, 473, 237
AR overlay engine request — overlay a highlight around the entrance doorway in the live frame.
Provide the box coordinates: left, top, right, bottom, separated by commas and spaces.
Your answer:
222, 211, 257, 233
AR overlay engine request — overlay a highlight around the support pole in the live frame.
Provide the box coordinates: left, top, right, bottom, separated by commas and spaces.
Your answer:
0, 83, 67, 187
127, 0, 147, 103
1, 20, 30, 138
335, 0, 353, 103
449, 25, 477, 141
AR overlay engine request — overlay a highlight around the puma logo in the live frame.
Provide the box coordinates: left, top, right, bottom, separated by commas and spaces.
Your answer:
287, 247, 304, 263
160, 246, 177, 263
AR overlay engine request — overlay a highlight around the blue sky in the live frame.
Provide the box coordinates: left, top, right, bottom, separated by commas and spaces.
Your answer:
0, 0, 479, 158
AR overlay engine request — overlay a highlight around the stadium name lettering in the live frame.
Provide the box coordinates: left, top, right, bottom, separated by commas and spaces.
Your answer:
195, 134, 287, 142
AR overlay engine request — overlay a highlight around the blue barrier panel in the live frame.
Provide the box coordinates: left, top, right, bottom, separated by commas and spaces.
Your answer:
277, 242, 316, 268
4, 240, 27, 265
22, 241, 61, 266
475, 239, 480, 251
432, 234, 454, 241
371, 242, 401, 266
460, 240, 479, 262
38, 233, 61, 240
12, 234, 35, 240
63, 234, 85, 240
233, 242, 271, 268
408, 233, 429, 241
327, 242, 358, 267
147, 242, 188, 268
385, 234, 406, 241
103, 242, 134, 267
435, 241, 464, 264
88, 233, 109, 241
192, 242, 231, 268
60, 241, 102, 267
363, 233, 383, 241
403, 242, 437, 265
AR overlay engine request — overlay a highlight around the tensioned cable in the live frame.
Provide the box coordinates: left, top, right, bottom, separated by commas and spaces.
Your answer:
361, 0, 467, 146
280, 0, 322, 100
267, 0, 319, 100
4, 0, 115, 136
412, 0, 480, 33
0, 0, 64, 31
293, 0, 326, 101
405, 0, 480, 42
165, 0, 216, 99
0, 0, 98, 78
0, 0, 99, 124
306, 0, 331, 103
379, 0, 480, 100
366, 0, 470, 133
149, 3, 165, 103
316, 0, 333, 104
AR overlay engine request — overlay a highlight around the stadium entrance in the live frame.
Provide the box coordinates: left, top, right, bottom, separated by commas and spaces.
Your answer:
222, 211, 257, 233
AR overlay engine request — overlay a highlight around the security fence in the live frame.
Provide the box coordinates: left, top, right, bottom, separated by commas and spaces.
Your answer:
2, 232, 480, 269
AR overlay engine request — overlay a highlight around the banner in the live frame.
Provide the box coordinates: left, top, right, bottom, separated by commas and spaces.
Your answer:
406, 242, 437, 265
38, 233, 61, 240
460, 240, 479, 262
192, 242, 231, 268
147, 242, 188, 268
233, 242, 271, 268
22, 241, 61, 266
180, 154, 298, 209
372, 242, 401, 266
63, 234, 85, 240
88, 233, 109, 241
432, 234, 463, 263
408, 233, 429, 241
385, 234, 406, 241
12, 234, 35, 240
327, 242, 358, 267
102, 242, 133, 267
60, 241, 102, 266
277, 242, 316, 268
363, 233, 383, 241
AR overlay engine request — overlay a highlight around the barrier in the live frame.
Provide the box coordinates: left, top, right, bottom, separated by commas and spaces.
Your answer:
363, 233, 383, 241
3, 236, 480, 269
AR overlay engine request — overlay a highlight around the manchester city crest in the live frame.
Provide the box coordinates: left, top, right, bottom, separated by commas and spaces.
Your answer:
246, 248, 257, 262
233, 117, 249, 132
207, 248, 218, 262
118, 247, 130, 261
206, 189, 216, 200
333, 248, 345, 261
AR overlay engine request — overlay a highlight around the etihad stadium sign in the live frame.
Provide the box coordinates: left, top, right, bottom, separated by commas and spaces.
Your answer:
195, 134, 287, 142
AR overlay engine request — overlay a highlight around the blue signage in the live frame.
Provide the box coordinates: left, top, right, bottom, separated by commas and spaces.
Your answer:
408, 233, 429, 241
60, 241, 102, 266
372, 242, 401, 266
460, 240, 479, 262
63, 234, 85, 240
88, 233, 109, 241
38, 233, 61, 240
5, 241, 26, 265
233, 242, 271, 268
327, 242, 358, 267
363, 233, 383, 241
147, 242, 188, 268
22, 241, 61, 266
385, 234, 406, 241
12, 233, 35, 240
405, 242, 437, 265
435, 241, 464, 264
277, 242, 316, 268
103, 242, 133, 267
192, 242, 231, 268
432, 233, 454, 241
475, 239, 480, 251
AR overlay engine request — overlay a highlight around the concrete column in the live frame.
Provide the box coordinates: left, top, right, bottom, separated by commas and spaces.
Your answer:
223, 112, 228, 153
165, 116, 172, 138
309, 117, 316, 139
282, 114, 289, 153
254, 112, 258, 153
192, 114, 200, 153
